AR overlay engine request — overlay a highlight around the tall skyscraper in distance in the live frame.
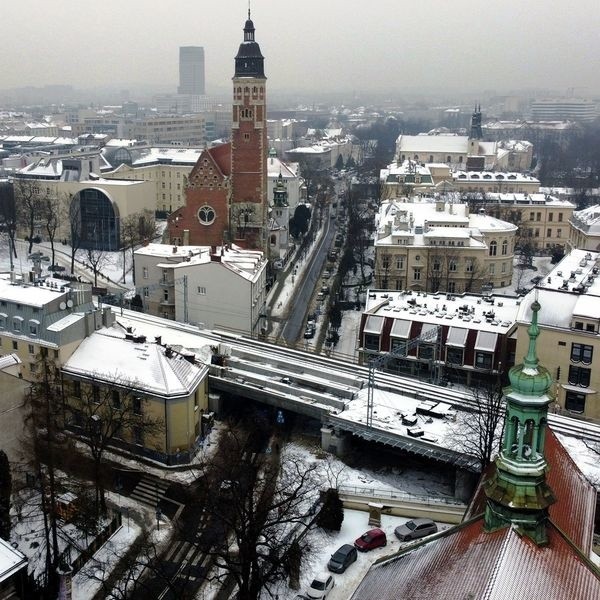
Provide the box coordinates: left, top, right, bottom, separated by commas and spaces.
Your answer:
178, 46, 205, 95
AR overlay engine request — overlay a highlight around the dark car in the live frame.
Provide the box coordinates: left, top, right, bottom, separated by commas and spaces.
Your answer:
394, 518, 438, 542
354, 528, 387, 551
327, 543, 357, 573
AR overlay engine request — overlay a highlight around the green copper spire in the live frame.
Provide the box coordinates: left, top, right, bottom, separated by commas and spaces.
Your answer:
508, 300, 552, 397
484, 300, 555, 545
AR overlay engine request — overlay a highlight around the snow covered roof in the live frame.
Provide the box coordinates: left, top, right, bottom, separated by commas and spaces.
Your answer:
453, 171, 539, 183
0, 537, 27, 583
136, 243, 265, 283
397, 134, 469, 154
484, 192, 575, 207
62, 328, 208, 399
571, 205, 600, 235
0, 275, 70, 308
365, 290, 520, 335
516, 250, 600, 326
266, 156, 299, 179
135, 243, 205, 259
131, 146, 203, 166
0, 353, 21, 371
375, 198, 515, 248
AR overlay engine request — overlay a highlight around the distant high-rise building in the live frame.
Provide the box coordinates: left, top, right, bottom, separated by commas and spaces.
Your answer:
178, 46, 205, 96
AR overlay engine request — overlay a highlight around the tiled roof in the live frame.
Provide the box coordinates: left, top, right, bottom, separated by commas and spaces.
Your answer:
208, 142, 231, 176
350, 518, 600, 600
544, 429, 597, 554
466, 428, 596, 554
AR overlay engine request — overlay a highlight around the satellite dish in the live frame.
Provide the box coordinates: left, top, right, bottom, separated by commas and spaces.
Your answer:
59, 302, 66, 310
67, 300, 74, 308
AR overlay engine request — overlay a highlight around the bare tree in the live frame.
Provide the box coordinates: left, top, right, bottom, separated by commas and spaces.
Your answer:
121, 211, 159, 283
63, 378, 163, 517
68, 196, 83, 275
86, 247, 108, 288
450, 381, 505, 473
14, 178, 44, 254
78, 526, 190, 600
195, 420, 320, 600
20, 351, 66, 597
0, 181, 18, 267
464, 257, 486, 294
39, 194, 62, 267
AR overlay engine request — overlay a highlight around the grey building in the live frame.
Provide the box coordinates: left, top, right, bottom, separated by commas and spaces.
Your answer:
178, 46, 205, 96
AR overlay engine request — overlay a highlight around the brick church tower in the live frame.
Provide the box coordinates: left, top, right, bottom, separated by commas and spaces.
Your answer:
168, 11, 268, 252
230, 10, 268, 253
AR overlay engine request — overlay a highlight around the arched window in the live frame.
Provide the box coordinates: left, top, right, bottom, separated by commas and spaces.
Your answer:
501, 240, 508, 255
489, 241, 497, 256
197, 205, 216, 226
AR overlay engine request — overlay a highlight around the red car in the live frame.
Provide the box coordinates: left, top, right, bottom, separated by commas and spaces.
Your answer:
354, 528, 387, 551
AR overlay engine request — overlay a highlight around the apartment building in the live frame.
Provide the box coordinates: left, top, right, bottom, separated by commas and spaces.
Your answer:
374, 198, 517, 294
481, 193, 576, 251
358, 289, 520, 387
0, 274, 113, 381
515, 250, 600, 420
134, 243, 267, 336
62, 326, 209, 464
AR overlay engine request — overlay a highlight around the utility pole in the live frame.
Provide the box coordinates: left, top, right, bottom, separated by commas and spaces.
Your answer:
183, 275, 188, 323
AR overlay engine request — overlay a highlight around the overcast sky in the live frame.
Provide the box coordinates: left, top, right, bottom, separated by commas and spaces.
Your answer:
2, 0, 599, 96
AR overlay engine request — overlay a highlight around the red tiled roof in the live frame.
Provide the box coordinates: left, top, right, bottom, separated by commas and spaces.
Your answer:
544, 428, 597, 554
466, 427, 596, 554
350, 518, 600, 600
208, 142, 231, 176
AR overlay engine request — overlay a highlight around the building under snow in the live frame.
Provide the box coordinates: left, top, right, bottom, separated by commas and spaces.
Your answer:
134, 243, 267, 337
374, 197, 517, 294
569, 204, 600, 252
62, 325, 209, 464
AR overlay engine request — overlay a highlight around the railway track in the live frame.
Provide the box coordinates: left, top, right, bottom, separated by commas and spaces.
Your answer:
118, 311, 600, 445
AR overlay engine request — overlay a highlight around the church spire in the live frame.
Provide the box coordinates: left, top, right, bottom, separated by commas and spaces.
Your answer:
470, 104, 482, 140
484, 300, 555, 545
234, 8, 265, 78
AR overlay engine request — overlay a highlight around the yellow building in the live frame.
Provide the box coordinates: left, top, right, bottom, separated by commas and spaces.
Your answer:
483, 193, 576, 252
374, 198, 517, 293
102, 146, 203, 214
62, 327, 209, 464
515, 250, 600, 420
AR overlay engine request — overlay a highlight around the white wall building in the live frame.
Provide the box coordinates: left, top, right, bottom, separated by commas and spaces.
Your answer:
134, 243, 267, 336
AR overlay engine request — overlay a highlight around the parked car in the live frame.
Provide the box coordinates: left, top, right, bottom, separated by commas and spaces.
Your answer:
306, 573, 334, 599
354, 528, 387, 551
394, 518, 438, 542
304, 326, 316, 339
320, 285, 330, 295
327, 543, 357, 573
323, 270, 331, 279
316, 292, 326, 302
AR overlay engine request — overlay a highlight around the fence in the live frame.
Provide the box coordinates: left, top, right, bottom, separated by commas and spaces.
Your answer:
338, 485, 464, 507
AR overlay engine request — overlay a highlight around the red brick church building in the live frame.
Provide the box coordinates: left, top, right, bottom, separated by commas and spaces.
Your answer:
168, 11, 268, 254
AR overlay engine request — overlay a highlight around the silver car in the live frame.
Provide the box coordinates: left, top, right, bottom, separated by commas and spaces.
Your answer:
394, 518, 438, 542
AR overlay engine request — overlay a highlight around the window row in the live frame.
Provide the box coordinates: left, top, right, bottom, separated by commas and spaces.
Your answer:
364, 336, 493, 370
0, 316, 39, 336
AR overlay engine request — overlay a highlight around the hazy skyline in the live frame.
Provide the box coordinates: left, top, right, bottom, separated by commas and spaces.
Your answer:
2, 0, 600, 97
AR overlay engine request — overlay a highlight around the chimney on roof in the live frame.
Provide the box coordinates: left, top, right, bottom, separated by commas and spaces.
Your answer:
172, 246, 178, 254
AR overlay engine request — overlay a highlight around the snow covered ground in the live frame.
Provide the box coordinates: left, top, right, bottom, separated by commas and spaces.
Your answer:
264, 440, 453, 599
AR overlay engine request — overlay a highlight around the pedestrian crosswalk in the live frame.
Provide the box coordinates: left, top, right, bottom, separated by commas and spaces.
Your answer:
130, 475, 170, 507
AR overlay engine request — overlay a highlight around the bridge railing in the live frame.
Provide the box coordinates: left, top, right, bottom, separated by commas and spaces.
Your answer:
338, 485, 465, 507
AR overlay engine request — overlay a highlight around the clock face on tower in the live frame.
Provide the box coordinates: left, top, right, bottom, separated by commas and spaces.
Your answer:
197, 205, 216, 225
